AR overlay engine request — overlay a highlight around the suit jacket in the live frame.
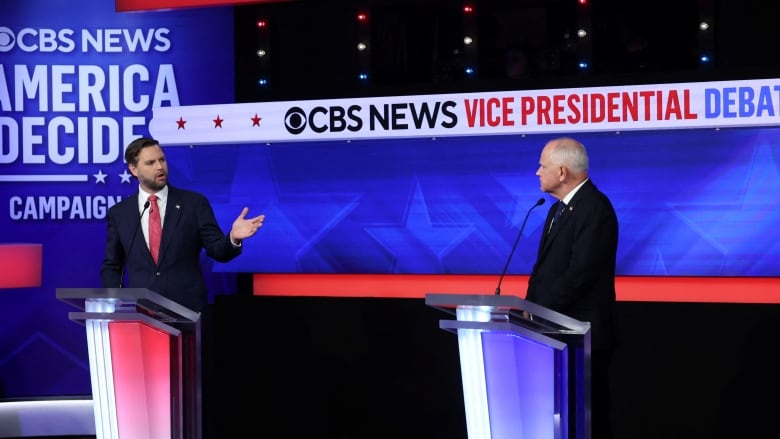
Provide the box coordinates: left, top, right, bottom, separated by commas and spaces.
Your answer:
100, 185, 241, 312
526, 180, 619, 351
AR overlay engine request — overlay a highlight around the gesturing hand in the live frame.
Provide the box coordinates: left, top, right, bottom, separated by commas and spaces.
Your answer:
230, 207, 265, 242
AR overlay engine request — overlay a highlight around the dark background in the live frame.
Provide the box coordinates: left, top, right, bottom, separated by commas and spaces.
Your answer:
211, 2, 780, 438
213, 297, 780, 439
233, 0, 780, 101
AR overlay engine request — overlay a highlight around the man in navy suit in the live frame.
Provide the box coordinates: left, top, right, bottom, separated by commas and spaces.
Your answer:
526, 137, 619, 439
100, 137, 264, 438
100, 136, 264, 312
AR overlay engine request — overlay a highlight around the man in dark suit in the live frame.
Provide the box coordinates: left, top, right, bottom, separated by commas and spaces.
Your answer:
100, 136, 264, 439
100, 136, 264, 310
526, 137, 619, 439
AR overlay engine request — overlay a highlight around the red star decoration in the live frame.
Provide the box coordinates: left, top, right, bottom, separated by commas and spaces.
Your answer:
176, 117, 186, 130
213, 115, 223, 128
251, 114, 262, 127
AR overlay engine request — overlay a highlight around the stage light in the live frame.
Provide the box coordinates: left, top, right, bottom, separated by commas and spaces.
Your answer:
256, 19, 268, 29
699, 21, 710, 31
464, 67, 475, 76
463, 36, 473, 45
578, 61, 589, 70
463, 5, 474, 14
257, 78, 268, 86
699, 55, 711, 63
256, 49, 266, 58
577, 29, 587, 38
355, 9, 371, 83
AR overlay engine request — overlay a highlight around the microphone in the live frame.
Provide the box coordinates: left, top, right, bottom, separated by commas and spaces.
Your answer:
495, 197, 545, 295
119, 200, 150, 288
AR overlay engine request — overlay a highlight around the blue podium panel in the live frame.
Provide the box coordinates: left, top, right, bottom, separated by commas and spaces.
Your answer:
428, 293, 590, 439
483, 331, 564, 439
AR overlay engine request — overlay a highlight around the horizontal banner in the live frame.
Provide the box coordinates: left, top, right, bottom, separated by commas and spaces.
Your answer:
150, 78, 780, 145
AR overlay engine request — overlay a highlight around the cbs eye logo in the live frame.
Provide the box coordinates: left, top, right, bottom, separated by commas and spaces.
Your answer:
0, 27, 15, 52
284, 107, 307, 135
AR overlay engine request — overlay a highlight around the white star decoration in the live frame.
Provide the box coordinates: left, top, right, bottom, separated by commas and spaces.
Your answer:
93, 170, 107, 184
119, 169, 133, 183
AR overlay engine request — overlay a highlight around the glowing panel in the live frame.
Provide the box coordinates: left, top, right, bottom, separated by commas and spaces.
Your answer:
253, 273, 780, 304
108, 322, 173, 439
0, 244, 42, 288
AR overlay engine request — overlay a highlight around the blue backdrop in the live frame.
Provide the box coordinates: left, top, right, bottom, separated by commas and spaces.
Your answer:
192, 127, 780, 277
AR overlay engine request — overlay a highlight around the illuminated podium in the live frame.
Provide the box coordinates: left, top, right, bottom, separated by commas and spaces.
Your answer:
56, 288, 202, 439
425, 293, 591, 439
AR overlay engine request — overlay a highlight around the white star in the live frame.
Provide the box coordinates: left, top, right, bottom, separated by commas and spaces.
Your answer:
119, 169, 133, 183
94, 169, 107, 184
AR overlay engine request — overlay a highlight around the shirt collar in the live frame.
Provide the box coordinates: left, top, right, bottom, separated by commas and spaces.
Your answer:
140, 185, 169, 204
561, 178, 588, 205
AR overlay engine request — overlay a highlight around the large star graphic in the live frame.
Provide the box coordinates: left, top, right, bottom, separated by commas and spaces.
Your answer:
364, 180, 475, 272
644, 141, 780, 276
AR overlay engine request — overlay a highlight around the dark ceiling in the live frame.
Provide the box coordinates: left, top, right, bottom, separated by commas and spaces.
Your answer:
233, 0, 780, 101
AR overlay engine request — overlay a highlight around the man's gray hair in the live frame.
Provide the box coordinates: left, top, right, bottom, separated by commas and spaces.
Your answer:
550, 137, 589, 174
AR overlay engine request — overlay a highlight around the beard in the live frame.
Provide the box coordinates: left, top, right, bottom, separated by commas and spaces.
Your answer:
140, 173, 167, 192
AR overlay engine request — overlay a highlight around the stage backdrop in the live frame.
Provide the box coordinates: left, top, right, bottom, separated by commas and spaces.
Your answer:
0, 0, 234, 397
3, 0, 780, 400
148, 79, 780, 281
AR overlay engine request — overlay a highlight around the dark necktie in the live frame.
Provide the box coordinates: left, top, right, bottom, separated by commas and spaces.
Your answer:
548, 201, 566, 233
148, 195, 161, 264
554, 201, 566, 222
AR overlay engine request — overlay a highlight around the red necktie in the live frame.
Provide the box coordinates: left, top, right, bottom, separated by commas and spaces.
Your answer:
148, 195, 161, 264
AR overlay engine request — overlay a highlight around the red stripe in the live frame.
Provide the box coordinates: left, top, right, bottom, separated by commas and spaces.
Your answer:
253, 273, 780, 304
115, 0, 293, 12
0, 244, 42, 289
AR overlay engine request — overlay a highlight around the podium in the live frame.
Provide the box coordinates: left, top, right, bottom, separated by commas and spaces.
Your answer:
425, 293, 591, 439
56, 288, 202, 439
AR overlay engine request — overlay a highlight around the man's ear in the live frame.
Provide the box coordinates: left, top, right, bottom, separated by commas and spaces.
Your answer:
128, 164, 138, 177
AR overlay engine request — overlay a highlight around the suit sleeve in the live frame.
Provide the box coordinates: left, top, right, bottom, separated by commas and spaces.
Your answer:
196, 195, 242, 262
100, 206, 124, 287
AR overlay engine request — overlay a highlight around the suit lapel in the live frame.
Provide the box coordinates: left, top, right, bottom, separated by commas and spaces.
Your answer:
538, 204, 557, 257
157, 187, 183, 266
538, 181, 594, 255
121, 193, 157, 266
122, 193, 143, 245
